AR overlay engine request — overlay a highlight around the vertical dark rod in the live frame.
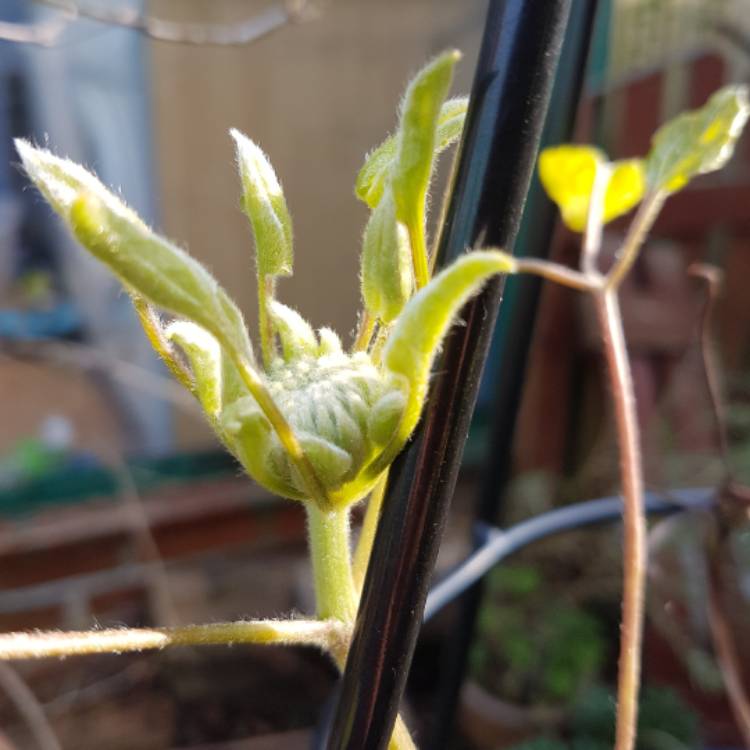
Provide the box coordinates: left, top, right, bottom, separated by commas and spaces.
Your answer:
325, 2, 571, 748
430, 3, 600, 746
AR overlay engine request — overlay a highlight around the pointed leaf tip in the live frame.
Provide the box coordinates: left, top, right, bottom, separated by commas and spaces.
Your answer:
231, 128, 293, 278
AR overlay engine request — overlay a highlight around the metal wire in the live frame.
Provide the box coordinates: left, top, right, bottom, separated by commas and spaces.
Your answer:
423, 487, 715, 623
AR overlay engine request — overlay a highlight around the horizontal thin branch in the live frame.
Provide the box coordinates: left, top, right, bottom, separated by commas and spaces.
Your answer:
0, 619, 348, 660
514, 257, 602, 292
31, 0, 304, 46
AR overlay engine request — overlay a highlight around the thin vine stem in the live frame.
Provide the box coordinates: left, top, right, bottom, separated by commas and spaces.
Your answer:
596, 289, 647, 750
258, 274, 276, 369
353, 471, 389, 590
605, 190, 665, 290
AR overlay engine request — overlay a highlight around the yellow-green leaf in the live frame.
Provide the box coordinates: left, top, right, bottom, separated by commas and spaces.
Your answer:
646, 84, 750, 193
538, 145, 645, 232
360, 186, 413, 323
231, 129, 293, 277
355, 96, 468, 209
365, 249, 516, 478
268, 300, 318, 361
391, 50, 461, 233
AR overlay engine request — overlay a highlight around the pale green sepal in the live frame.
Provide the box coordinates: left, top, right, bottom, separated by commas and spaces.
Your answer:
317, 327, 343, 356
220, 348, 247, 407
230, 129, 293, 277
165, 321, 222, 418
368, 390, 407, 446
268, 300, 318, 361
355, 96, 468, 209
646, 84, 750, 193
361, 187, 413, 323
67, 191, 254, 363
222, 398, 305, 501
295, 432, 352, 491
369, 250, 514, 476
391, 50, 461, 229
13, 140, 256, 364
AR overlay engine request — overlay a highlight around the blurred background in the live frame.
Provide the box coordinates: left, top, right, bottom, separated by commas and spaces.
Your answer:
0, 0, 748, 748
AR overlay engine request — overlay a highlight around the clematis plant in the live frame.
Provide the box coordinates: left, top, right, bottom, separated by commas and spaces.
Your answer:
3, 43, 749, 750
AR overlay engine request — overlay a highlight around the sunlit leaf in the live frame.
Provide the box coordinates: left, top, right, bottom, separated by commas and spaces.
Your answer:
268, 300, 318, 361
16, 140, 255, 363
355, 96, 468, 209
538, 145, 645, 232
646, 85, 750, 193
391, 50, 460, 234
360, 187, 413, 323
231, 129, 293, 277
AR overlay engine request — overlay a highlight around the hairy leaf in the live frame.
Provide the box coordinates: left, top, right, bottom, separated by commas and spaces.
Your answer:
355, 96, 468, 209
231, 129, 293, 276
646, 84, 750, 193
391, 50, 460, 233
360, 187, 413, 323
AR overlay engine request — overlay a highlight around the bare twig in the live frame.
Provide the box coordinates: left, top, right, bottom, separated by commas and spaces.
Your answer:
706, 530, 750, 747
688, 263, 750, 744
0, 18, 68, 46
30, 0, 308, 46
0, 619, 348, 660
0, 339, 200, 414
513, 257, 601, 292
0, 663, 61, 750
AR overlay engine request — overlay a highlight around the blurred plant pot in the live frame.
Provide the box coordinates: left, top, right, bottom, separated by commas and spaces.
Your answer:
458, 679, 564, 749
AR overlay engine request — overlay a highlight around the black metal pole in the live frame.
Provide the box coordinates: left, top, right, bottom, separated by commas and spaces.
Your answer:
430, 2, 600, 746
324, 2, 571, 748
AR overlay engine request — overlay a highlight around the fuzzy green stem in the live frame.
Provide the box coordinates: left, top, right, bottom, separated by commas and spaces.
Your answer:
353, 310, 377, 353
353, 471, 388, 590
258, 274, 276, 370
307, 504, 358, 622
0, 620, 343, 659
408, 213, 430, 289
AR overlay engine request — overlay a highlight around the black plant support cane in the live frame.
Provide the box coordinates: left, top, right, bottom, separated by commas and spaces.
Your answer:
324, 2, 572, 748
431, 1, 600, 745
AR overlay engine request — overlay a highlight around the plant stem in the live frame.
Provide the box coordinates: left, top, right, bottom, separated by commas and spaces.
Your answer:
605, 191, 665, 290
306, 502, 415, 748
0, 620, 343, 659
307, 504, 358, 622
353, 310, 376, 353
513, 257, 601, 292
595, 289, 647, 750
353, 471, 388, 590
408, 217, 430, 290
258, 273, 276, 369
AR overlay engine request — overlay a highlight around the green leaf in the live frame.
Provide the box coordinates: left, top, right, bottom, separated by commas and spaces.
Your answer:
15, 141, 255, 364
165, 321, 222, 418
366, 249, 516, 477
367, 390, 406, 445
222, 398, 305, 500
360, 187, 413, 323
268, 300, 318, 361
295, 432, 352, 491
230, 129, 293, 277
646, 84, 750, 193
317, 327, 342, 356
391, 50, 460, 233
355, 96, 468, 209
